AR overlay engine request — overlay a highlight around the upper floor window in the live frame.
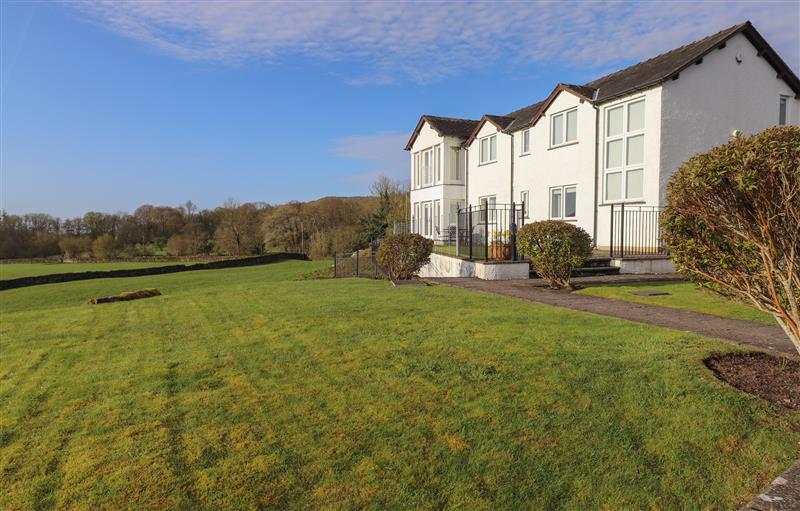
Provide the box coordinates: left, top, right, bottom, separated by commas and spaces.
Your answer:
550, 186, 576, 219
521, 129, 531, 155
479, 134, 497, 164
779, 95, 790, 125
413, 152, 420, 189
416, 145, 441, 187
604, 99, 645, 201
551, 108, 577, 147
450, 147, 461, 180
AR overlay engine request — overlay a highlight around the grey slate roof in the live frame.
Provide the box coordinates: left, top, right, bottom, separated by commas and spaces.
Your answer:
407, 21, 800, 148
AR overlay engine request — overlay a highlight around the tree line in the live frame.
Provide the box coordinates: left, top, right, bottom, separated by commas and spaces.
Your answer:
0, 176, 408, 260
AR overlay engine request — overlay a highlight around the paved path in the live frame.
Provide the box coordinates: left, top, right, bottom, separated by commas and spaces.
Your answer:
741, 461, 800, 510
430, 278, 794, 355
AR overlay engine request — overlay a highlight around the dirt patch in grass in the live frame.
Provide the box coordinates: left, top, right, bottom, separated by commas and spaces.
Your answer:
705, 352, 800, 409
88, 288, 161, 304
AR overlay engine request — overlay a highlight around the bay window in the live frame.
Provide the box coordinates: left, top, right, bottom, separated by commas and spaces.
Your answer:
479, 135, 497, 164
450, 147, 460, 180
520, 190, 529, 217
551, 108, 577, 147
550, 186, 576, 219
604, 98, 645, 201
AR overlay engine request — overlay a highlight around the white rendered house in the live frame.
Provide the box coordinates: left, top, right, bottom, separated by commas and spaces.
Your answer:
405, 21, 799, 256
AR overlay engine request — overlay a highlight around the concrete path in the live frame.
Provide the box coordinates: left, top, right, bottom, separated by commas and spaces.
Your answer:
430, 278, 794, 355
741, 461, 800, 510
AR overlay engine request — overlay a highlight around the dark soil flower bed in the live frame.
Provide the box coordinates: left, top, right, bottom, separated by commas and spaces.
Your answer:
705, 352, 800, 409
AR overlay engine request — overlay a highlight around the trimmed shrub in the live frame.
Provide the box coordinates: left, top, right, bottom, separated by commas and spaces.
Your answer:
376, 233, 433, 281
517, 220, 592, 289
88, 288, 161, 304
662, 126, 800, 352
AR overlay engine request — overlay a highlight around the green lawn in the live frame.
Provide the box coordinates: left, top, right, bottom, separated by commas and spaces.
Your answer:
1, 260, 797, 510
576, 280, 775, 325
0, 261, 181, 280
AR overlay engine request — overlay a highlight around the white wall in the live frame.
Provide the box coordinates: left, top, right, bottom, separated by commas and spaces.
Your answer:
466, 121, 512, 206
513, 91, 597, 237
594, 86, 663, 249
660, 32, 800, 204
408, 121, 467, 236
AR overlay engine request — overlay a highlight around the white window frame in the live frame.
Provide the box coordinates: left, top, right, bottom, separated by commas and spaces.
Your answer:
434, 145, 441, 183
520, 190, 529, 218
550, 107, 577, 148
433, 200, 441, 235
779, 95, 790, 126
549, 185, 577, 220
448, 199, 464, 227
520, 129, 531, 155
450, 147, 461, 181
413, 152, 420, 189
479, 134, 497, 164
478, 195, 496, 223
603, 97, 645, 203
413, 202, 420, 233
422, 202, 432, 236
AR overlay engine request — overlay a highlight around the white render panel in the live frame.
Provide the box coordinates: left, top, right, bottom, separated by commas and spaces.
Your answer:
660, 32, 799, 204
513, 91, 597, 237
466, 122, 511, 206
594, 87, 663, 249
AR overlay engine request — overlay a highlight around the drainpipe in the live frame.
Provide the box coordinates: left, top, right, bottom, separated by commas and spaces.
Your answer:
464, 145, 469, 207
592, 95, 600, 249
509, 131, 514, 206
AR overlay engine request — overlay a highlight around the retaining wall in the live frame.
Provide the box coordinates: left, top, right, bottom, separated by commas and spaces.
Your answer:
0, 253, 309, 291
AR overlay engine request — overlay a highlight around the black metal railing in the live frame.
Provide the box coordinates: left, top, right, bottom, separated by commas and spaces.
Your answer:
609, 204, 667, 257
456, 202, 525, 261
333, 248, 384, 278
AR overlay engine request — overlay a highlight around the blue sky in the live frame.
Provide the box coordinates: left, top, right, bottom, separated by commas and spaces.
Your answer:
2, 1, 798, 218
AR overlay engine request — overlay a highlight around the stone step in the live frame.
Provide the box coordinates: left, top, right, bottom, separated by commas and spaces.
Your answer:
529, 265, 620, 279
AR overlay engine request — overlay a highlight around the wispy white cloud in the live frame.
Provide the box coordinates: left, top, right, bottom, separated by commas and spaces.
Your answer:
72, 1, 798, 84
332, 132, 408, 185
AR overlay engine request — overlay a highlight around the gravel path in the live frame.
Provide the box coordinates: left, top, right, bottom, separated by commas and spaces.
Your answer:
430, 277, 794, 355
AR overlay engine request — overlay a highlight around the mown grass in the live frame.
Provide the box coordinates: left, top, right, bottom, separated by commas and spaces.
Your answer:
0, 261, 181, 280
576, 280, 775, 325
1, 260, 798, 510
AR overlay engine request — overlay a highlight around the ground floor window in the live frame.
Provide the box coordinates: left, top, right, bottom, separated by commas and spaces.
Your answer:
448, 199, 464, 227
479, 195, 496, 223
520, 190, 529, 217
549, 186, 576, 220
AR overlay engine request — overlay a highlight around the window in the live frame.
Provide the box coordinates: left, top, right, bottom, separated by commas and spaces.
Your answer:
604, 98, 645, 201
479, 134, 497, 164
433, 200, 441, 235
779, 95, 789, 126
435, 145, 441, 183
413, 152, 420, 189
551, 108, 577, 147
422, 202, 431, 236
550, 186, 576, 219
520, 190, 529, 217
413, 202, 420, 233
479, 195, 496, 223
450, 148, 460, 180
448, 200, 463, 226
521, 129, 531, 155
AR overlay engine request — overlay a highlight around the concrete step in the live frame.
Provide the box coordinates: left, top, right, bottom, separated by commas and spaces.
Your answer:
583, 257, 612, 268
529, 265, 620, 279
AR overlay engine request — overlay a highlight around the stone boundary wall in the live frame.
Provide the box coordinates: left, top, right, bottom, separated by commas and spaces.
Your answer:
0, 253, 309, 291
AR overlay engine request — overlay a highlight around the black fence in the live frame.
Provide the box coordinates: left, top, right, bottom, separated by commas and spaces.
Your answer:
333, 249, 384, 278
609, 204, 667, 257
456, 203, 526, 261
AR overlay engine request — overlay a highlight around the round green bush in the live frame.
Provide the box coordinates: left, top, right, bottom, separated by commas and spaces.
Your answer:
517, 220, 592, 289
661, 125, 800, 351
376, 233, 433, 281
